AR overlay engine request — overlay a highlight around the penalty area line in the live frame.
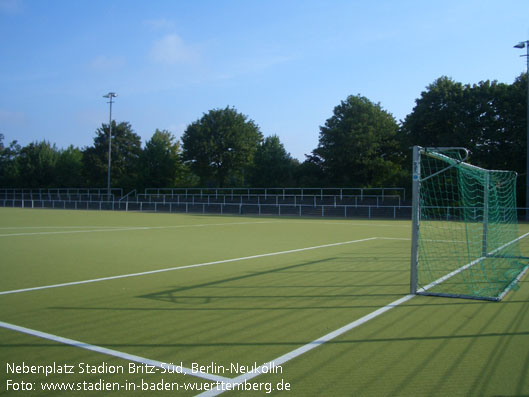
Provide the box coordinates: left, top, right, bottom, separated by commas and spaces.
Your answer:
0, 237, 378, 296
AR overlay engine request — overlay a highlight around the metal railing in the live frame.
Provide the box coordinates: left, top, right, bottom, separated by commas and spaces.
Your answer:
3, 198, 529, 221
0, 198, 411, 220
143, 187, 406, 201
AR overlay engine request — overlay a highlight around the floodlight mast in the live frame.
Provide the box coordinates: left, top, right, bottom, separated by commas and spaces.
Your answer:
103, 92, 117, 199
514, 41, 529, 220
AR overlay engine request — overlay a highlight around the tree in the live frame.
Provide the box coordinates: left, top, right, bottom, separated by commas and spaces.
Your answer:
182, 106, 263, 187
55, 145, 84, 187
15, 141, 59, 187
82, 121, 141, 191
399, 74, 527, 203
399, 77, 469, 150
0, 134, 21, 187
312, 94, 403, 187
293, 156, 325, 187
249, 135, 296, 187
140, 129, 190, 189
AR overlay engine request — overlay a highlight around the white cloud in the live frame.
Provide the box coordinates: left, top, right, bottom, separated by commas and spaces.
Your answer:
150, 34, 198, 65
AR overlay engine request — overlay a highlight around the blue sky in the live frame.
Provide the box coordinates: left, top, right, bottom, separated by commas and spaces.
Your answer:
1, 0, 528, 161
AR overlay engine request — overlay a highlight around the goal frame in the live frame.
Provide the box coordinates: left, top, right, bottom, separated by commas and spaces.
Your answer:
409, 145, 529, 301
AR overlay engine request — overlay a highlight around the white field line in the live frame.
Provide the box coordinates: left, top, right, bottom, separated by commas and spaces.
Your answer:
497, 265, 529, 301
3, 231, 522, 397
11, 233, 523, 396
375, 237, 411, 241
0, 237, 378, 295
417, 231, 529, 294
377, 236, 468, 244
0, 226, 127, 230
197, 294, 416, 396
198, 232, 529, 396
0, 235, 413, 392
0, 226, 150, 237
0, 320, 230, 383
276, 221, 410, 228
0, 221, 280, 237
0, 235, 384, 386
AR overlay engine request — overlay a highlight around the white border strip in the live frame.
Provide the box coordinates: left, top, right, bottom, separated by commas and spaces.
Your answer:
0, 320, 229, 383
0, 237, 377, 295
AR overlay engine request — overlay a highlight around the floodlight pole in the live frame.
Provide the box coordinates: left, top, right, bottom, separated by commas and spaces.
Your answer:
514, 41, 529, 220
103, 92, 117, 199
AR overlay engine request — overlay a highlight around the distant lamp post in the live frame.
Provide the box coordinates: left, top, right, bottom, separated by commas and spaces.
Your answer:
103, 92, 117, 198
514, 41, 529, 220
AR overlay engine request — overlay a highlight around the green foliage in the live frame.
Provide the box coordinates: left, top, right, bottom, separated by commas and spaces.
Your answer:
82, 121, 142, 190
1, 72, 526, 192
140, 129, 191, 189
55, 146, 84, 187
0, 134, 21, 187
313, 95, 403, 187
182, 106, 263, 187
249, 135, 296, 187
16, 141, 59, 187
294, 156, 326, 187
400, 74, 527, 203
400, 77, 468, 149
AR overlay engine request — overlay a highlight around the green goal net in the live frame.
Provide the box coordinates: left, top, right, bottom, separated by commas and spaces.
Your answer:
410, 146, 529, 301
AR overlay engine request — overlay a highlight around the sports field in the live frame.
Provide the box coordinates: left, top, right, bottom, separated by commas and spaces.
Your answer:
1, 207, 528, 396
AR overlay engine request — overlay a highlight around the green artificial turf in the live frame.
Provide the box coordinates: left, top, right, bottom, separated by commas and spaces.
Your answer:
1, 208, 528, 396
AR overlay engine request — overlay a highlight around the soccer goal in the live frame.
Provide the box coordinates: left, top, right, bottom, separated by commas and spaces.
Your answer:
410, 146, 529, 301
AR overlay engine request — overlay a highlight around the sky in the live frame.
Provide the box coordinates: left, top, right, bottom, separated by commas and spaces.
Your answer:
1, 0, 528, 161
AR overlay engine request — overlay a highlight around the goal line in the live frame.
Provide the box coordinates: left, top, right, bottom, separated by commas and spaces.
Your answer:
416, 231, 529, 301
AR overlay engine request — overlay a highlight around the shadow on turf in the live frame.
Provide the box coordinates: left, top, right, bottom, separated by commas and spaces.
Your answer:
134, 256, 409, 305
48, 297, 529, 315
2, 330, 528, 349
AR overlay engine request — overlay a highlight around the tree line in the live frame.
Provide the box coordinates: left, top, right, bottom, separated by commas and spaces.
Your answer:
0, 74, 526, 203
